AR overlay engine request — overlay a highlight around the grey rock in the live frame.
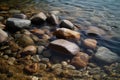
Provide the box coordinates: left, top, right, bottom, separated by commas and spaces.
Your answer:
41, 58, 49, 63
95, 47, 120, 63
8, 57, 16, 65
47, 14, 59, 25
31, 55, 41, 62
51, 63, 62, 69
37, 46, 45, 55
65, 65, 76, 70
0, 29, 8, 43
49, 39, 80, 55
13, 13, 27, 19
31, 12, 47, 24
42, 50, 52, 58
3, 55, 9, 59
0, 16, 4, 21
9, 9, 21, 14
6, 18, 31, 31
60, 20, 74, 30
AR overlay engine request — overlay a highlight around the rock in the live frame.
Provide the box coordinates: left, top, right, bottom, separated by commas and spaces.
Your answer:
94, 47, 120, 63
39, 63, 47, 70
3, 55, 9, 59
6, 18, 31, 32
31, 55, 41, 62
37, 46, 45, 55
30, 28, 45, 35
30, 76, 39, 80
13, 13, 27, 19
61, 61, 68, 67
0, 23, 5, 29
42, 34, 50, 40
17, 34, 34, 47
21, 29, 31, 35
0, 16, 4, 21
49, 39, 80, 55
24, 63, 39, 74
42, 50, 52, 58
86, 26, 106, 37
46, 13, 59, 25
60, 20, 74, 29
7, 57, 16, 65
71, 52, 89, 68
53, 28, 80, 40
9, 9, 21, 14
0, 29, 8, 43
53, 68, 63, 75
83, 38, 97, 49
65, 65, 76, 70
31, 12, 47, 24
41, 58, 49, 64
23, 45, 37, 55
51, 64, 62, 70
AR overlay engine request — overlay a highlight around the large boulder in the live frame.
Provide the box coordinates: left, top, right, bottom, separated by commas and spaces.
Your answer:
49, 39, 80, 55
53, 28, 80, 40
46, 14, 59, 25
60, 20, 74, 30
0, 29, 8, 43
31, 12, 47, 24
6, 18, 31, 32
71, 52, 89, 68
94, 47, 120, 63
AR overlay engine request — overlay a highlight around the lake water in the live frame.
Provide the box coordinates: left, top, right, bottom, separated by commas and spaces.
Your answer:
1, 0, 120, 54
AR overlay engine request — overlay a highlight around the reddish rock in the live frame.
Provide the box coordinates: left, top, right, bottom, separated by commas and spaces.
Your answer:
71, 52, 89, 67
53, 28, 80, 40
83, 38, 97, 49
49, 39, 80, 55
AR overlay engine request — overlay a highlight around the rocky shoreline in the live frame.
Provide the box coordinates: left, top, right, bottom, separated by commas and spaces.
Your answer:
0, 5, 120, 80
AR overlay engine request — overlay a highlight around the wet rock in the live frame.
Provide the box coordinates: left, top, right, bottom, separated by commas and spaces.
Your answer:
94, 47, 120, 63
6, 18, 31, 32
51, 63, 62, 70
37, 46, 45, 55
23, 45, 37, 55
3, 55, 9, 59
31, 12, 47, 24
61, 61, 68, 67
30, 28, 45, 35
39, 63, 47, 70
60, 20, 74, 29
21, 29, 31, 35
49, 39, 80, 55
9, 40, 20, 52
0, 29, 8, 43
24, 63, 39, 74
53, 28, 80, 40
83, 38, 97, 49
42, 50, 52, 58
9, 9, 21, 14
17, 34, 34, 47
37, 39, 49, 46
13, 13, 27, 19
46, 13, 59, 25
65, 65, 76, 70
86, 26, 106, 37
31, 55, 41, 62
0, 4, 9, 11
53, 68, 63, 75
71, 52, 89, 68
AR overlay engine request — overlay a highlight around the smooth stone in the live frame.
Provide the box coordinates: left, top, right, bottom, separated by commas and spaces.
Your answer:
86, 26, 106, 36
17, 34, 34, 47
53, 68, 63, 75
53, 28, 80, 40
41, 58, 49, 63
83, 38, 97, 49
39, 63, 47, 70
95, 47, 120, 63
71, 52, 89, 68
46, 13, 59, 25
37, 46, 45, 55
65, 65, 76, 70
51, 63, 62, 69
0, 22, 5, 29
6, 18, 31, 31
23, 45, 37, 55
21, 29, 31, 35
51, 55, 64, 63
9, 9, 21, 14
0, 29, 8, 43
0, 16, 4, 21
49, 39, 80, 55
60, 20, 74, 30
3, 55, 9, 59
30, 28, 45, 35
61, 61, 68, 67
31, 12, 47, 24
30, 76, 39, 80
42, 34, 50, 40
7, 57, 16, 65
30, 34, 39, 42
31, 55, 41, 62
42, 50, 52, 58
13, 13, 27, 19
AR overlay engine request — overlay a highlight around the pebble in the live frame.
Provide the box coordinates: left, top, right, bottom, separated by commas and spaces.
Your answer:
41, 58, 50, 63
61, 61, 68, 67
9, 9, 21, 14
0, 16, 4, 21
39, 63, 47, 70
0, 22, 5, 29
37, 46, 45, 55
42, 50, 52, 58
51, 63, 62, 70
13, 13, 27, 19
60, 20, 74, 30
65, 65, 76, 70
30, 76, 39, 80
31, 55, 41, 62
7, 57, 16, 65
3, 55, 9, 59
0, 29, 8, 43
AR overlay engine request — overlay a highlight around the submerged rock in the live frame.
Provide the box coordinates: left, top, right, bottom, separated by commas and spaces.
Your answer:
31, 12, 47, 24
83, 38, 97, 49
94, 47, 120, 63
60, 20, 74, 29
0, 29, 8, 43
6, 18, 31, 32
46, 13, 59, 25
49, 39, 80, 55
71, 52, 89, 68
53, 28, 80, 40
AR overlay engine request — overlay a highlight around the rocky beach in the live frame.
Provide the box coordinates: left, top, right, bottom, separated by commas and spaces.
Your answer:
0, 0, 120, 80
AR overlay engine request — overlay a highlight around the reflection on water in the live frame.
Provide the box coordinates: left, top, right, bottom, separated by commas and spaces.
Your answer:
0, 0, 120, 54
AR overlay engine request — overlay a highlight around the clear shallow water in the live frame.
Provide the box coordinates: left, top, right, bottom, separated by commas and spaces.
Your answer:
1, 0, 120, 54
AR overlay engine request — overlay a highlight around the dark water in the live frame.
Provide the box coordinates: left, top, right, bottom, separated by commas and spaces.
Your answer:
0, 0, 120, 54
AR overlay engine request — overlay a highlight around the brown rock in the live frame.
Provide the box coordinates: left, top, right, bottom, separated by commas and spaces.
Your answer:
83, 38, 97, 49
0, 29, 8, 43
23, 45, 37, 55
60, 20, 74, 29
71, 52, 89, 67
30, 28, 45, 35
53, 28, 80, 40
24, 63, 39, 74
0, 22, 5, 29
49, 39, 80, 55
